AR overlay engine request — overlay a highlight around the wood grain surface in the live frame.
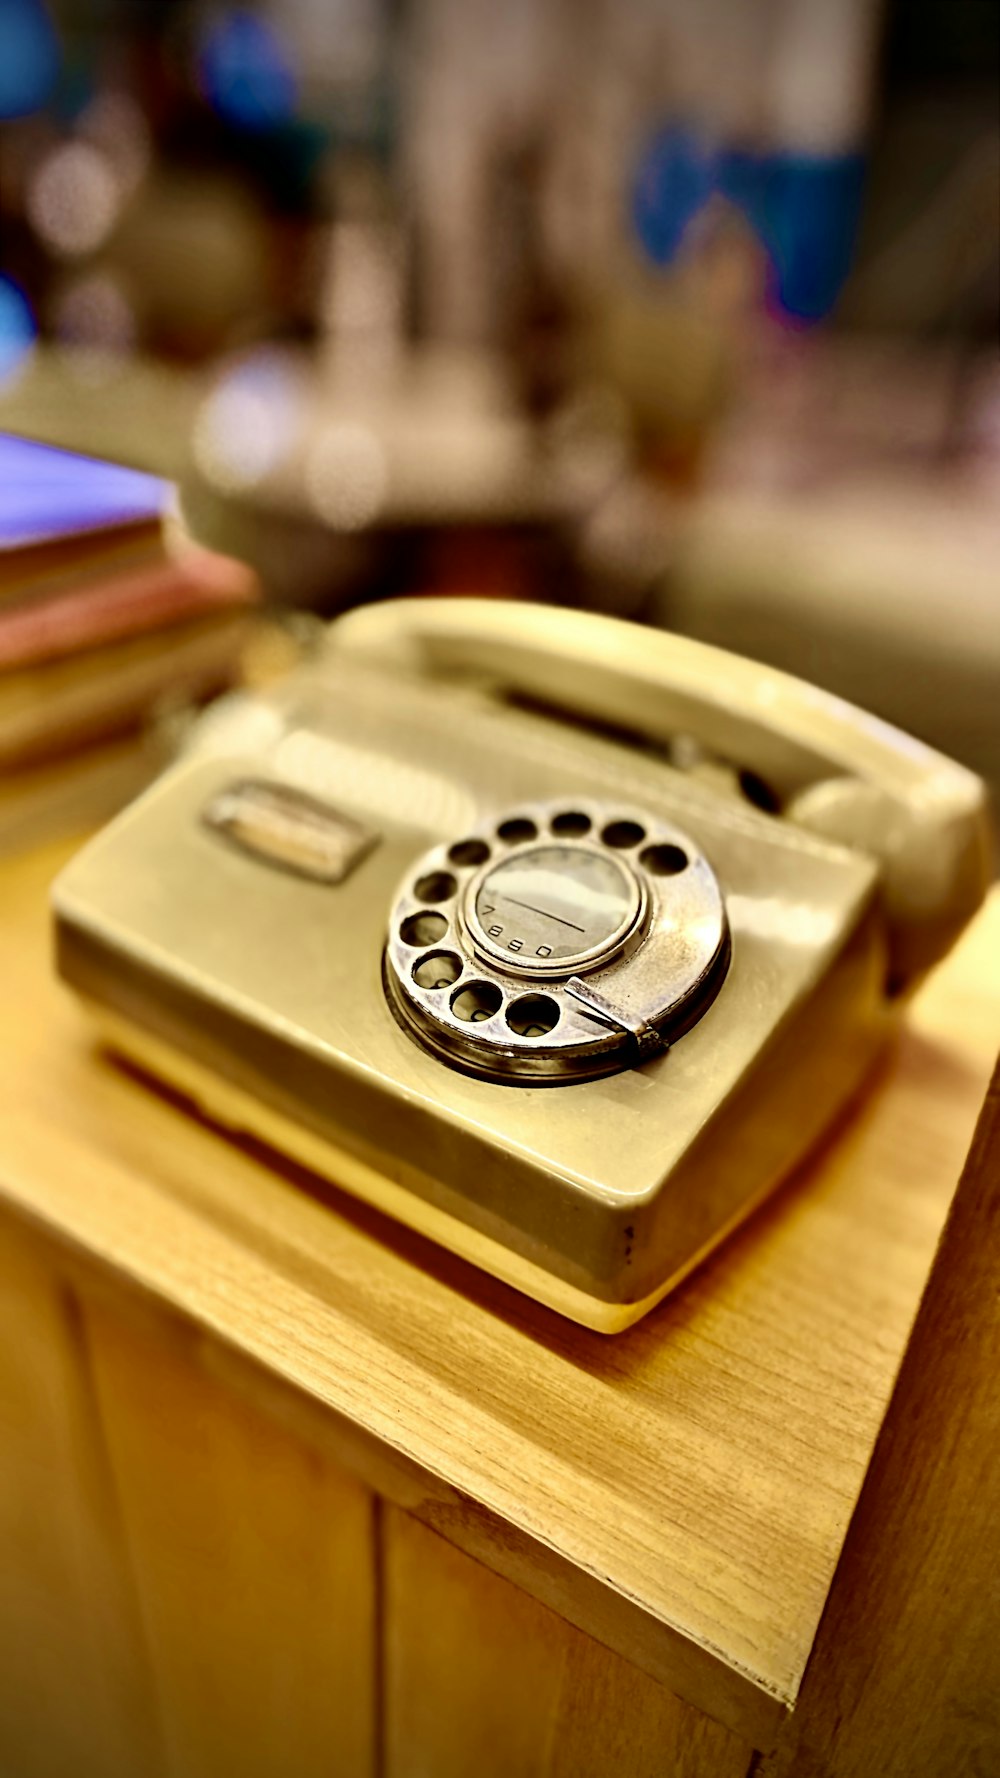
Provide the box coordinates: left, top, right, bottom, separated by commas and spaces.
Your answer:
0, 836, 996, 1748
84, 1295, 378, 1778
762, 1059, 1000, 1778
0, 1214, 164, 1778
384, 1509, 752, 1778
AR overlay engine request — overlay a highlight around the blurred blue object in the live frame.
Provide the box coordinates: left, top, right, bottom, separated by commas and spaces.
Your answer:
0, 278, 36, 388
0, 433, 167, 547
632, 124, 865, 324
749, 153, 866, 326
0, 0, 59, 118
631, 125, 717, 267
197, 7, 298, 132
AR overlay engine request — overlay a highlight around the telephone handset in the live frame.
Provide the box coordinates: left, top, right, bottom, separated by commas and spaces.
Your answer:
53, 599, 992, 1330
331, 597, 992, 992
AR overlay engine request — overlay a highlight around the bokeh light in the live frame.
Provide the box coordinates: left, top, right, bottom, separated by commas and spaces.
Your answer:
79, 90, 152, 197
193, 350, 305, 493
197, 8, 298, 132
0, 0, 59, 120
53, 270, 136, 360
305, 422, 387, 530
0, 276, 37, 387
27, 142, 123, 259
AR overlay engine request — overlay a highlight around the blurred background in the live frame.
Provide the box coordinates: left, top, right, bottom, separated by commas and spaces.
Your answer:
0, 0, 997, 847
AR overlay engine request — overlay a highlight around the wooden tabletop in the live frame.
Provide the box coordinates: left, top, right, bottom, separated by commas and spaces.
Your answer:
0, 834, 996, 1749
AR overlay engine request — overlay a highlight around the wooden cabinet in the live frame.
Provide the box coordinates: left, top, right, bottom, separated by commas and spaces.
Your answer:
0, 837, 997, 1777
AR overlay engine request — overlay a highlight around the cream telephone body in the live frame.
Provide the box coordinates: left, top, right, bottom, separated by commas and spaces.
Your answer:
53, 600, 991, 1330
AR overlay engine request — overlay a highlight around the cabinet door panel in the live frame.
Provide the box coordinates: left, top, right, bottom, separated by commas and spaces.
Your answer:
0, 1214, 164, 1778
85, 1298, 378, 1778
384, 1509, 752, 1778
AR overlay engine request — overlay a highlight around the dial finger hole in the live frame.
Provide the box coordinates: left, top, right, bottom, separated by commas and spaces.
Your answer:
412, 950, 462, 991
451, 981, 503, 1023
550, 810, 591, 837
505, 993, 560, 1038
448, 837, 490, 867
639, 842, 688, 876
400, 910, 448, 946
413, 869, 458, 903
497, 817, 538, 845
601, 819, 646, 849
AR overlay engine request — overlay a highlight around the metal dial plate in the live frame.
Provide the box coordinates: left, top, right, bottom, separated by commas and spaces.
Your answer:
466, 843, 644, 977
384, 799, 729, 1084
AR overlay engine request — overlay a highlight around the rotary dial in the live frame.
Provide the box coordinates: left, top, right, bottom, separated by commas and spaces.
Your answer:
383, 800, 728, 1084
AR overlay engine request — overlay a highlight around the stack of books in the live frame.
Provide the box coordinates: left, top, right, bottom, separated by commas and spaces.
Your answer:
0, 434, 260, 851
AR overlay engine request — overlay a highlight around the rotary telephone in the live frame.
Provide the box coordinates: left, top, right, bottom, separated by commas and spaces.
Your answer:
53, 598, 991, 1330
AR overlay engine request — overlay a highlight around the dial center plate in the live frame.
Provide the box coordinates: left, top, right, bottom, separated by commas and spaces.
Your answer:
465, 842, 641, 973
